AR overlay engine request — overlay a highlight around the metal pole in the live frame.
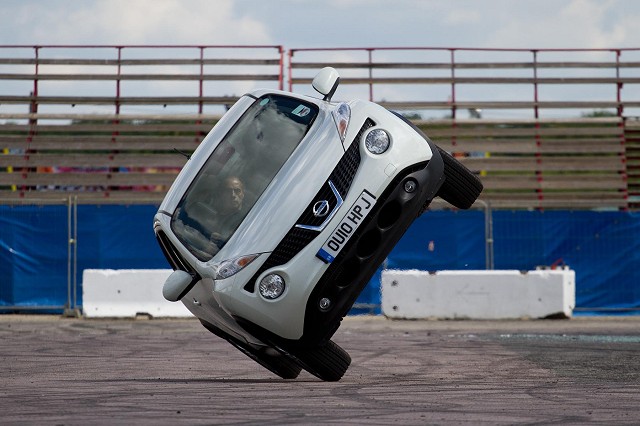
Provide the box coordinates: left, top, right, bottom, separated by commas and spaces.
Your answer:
73, 195, 78, 311
476, 199, 494, 270
198, 47, 204, 115
532, 50, 544, 209
368, 49, 374, 102
450, 49, 456, 121
66, 196, 72, 312
278, 46, 284, 91
288, 49, 294, 92
615, 49, 629, 210
64, 196, 79, 317
486, 201, 494, 270
115, 46, 122, 116
30, 46, 39, 124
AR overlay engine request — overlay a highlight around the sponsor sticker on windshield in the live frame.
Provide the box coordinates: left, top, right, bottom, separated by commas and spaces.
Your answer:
316, 190, 376, 264
292, 104, 311, 117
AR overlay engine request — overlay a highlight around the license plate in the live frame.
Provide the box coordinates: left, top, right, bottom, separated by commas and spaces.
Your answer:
316, 190, 377, 263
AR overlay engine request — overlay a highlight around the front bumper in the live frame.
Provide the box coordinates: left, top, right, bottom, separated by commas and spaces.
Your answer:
236, 143, 445, 347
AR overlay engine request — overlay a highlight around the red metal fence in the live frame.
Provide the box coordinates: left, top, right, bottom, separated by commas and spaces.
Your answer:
1, 45, 639, 209
0, 44, 285, 120
288, 46, 640, 119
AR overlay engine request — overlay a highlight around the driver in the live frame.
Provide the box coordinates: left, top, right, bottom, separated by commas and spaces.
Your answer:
211, 176, 245, 234
173, 176, 246, 258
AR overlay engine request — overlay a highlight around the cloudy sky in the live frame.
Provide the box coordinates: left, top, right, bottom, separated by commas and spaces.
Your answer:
2, 0, 640, 119
1, 0, 639, 49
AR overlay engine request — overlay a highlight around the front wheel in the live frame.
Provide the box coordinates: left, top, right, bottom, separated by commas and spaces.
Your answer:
435, 146, 483, 209
287, 340, 351, 382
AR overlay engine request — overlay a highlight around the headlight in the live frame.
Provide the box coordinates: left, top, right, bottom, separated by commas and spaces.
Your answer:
259, 273, 286, 300
212, 254, 259, 280
332, 102, 351, 142
365, 129, 390, 154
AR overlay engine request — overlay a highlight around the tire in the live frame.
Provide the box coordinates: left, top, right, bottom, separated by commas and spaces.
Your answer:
436, 145, 483, 210
201, 320, 301, 380
288, 340, 351, 382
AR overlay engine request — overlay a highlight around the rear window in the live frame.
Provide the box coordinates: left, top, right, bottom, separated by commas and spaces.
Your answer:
172, 94, 319, 261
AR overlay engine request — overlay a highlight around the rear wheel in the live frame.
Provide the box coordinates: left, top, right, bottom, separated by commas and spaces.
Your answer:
436, 146, 483, 209
288, 340, 351, 382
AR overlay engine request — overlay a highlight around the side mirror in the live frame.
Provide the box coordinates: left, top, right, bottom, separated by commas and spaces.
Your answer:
162, 270, 195, 302
312, 67, 340, 101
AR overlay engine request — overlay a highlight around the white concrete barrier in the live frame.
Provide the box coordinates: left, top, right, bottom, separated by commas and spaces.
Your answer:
382, 269, 575, 320
82, 269, 193, 318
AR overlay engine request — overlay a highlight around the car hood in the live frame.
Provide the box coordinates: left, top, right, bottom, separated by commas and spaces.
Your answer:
212, 110, 343, 263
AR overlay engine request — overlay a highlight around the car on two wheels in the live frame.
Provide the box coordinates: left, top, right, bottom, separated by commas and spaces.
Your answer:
154, 67, 483, 381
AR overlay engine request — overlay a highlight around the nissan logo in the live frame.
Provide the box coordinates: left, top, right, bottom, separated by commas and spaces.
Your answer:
313, 200, 331, 218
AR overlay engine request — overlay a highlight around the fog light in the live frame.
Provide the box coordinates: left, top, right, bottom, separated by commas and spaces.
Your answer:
259, 274, 285, 300
365, 129, 390, 154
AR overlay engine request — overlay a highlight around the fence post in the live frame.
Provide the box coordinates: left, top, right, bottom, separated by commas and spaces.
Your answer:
485, 201, 494, 270
30, 46, 39, 126
532, 50, 544, 209
616, 49, 629, 210
476, 200, 494, 270
367, 49, 374, 102
73, 195, 78, 311
63, 196, 80, 317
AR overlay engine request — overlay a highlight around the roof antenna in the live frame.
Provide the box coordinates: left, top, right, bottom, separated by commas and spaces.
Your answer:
173, 148, 191, 160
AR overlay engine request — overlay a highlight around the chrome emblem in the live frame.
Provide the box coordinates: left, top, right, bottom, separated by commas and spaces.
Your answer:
313, 200, 331, 218
295, 180, 343, 232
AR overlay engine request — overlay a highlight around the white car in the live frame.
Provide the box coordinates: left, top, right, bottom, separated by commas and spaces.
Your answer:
154, 68, 483, 381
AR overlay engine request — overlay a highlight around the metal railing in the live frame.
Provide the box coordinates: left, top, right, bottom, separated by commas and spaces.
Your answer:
0, 44, 285, 117
288, 46, 640, 117
1, 45, 639, 209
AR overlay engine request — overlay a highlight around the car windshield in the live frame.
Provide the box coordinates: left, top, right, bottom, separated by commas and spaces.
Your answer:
172, 94, 319, 261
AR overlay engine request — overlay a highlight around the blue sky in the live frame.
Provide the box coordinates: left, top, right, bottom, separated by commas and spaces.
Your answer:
1, 0, 639, 49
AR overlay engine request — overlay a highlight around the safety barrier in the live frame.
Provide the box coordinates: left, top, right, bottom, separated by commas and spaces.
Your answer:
82, 269, 191, 318
82, 267, 575, 320
381, 268, 575, 319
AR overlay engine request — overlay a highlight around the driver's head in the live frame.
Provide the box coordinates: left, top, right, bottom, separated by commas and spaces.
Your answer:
218, 176, 244, 214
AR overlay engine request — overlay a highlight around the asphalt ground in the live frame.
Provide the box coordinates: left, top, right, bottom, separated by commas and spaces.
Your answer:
1, 315, 639, 425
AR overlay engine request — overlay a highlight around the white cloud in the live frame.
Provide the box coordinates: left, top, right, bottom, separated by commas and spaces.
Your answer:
5, 0, 640, 49
483, 0, 638, 48
443, 9, 482, 25
7, 0, 272, 45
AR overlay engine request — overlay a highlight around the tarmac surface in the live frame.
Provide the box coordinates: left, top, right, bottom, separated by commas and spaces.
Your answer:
1, 315, 639, 425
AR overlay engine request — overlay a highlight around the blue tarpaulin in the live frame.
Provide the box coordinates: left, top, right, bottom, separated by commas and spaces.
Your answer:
0, 205, 166, 309
355, 210, 640, 314
2, 205, 639, 313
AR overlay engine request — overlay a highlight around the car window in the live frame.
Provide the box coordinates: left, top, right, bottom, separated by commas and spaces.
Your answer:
172, 94, 319, 261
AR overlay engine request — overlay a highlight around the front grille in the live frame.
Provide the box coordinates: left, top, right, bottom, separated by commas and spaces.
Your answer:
243, 119, 374, 293
295, 119, 373, 230
328, 124, 365, 196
